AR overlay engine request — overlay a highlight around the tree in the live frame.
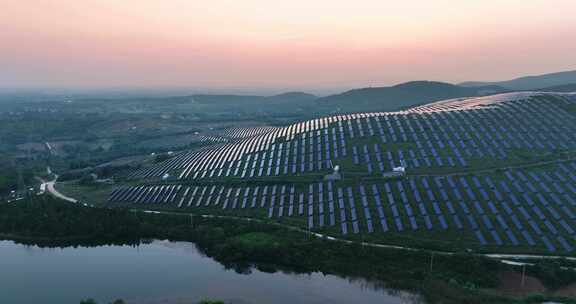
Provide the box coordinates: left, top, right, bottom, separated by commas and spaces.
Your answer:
78, 299, 125, 304
199, 299, 225, 304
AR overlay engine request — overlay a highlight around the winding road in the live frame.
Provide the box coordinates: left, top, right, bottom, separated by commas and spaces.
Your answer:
44, 180, 78, 203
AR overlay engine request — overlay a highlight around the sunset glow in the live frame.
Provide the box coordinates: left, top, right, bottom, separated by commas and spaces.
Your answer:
1, 0, 575, 92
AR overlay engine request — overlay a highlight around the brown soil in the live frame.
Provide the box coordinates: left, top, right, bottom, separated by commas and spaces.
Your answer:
554, 282, 576, 297
497, 271, 546, 295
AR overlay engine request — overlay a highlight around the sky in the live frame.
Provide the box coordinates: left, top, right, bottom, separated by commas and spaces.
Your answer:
1, 0, 575, 94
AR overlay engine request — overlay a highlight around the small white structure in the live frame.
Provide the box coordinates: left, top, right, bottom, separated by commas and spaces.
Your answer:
162, 173, 170, 180
383, 166, 406, 179
324, 165, 342, 181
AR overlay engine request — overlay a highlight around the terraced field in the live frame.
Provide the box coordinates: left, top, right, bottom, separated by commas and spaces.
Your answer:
107, 92, 576, 254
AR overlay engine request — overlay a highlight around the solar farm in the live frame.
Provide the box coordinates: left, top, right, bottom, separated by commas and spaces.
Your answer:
107, 92, 576, 254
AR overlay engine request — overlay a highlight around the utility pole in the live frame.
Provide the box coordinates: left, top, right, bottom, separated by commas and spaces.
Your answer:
521, 264, 526, 288
16, 163, 24, 199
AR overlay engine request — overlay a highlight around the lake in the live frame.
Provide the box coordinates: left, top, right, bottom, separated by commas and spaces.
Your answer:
0, 240, 420, 304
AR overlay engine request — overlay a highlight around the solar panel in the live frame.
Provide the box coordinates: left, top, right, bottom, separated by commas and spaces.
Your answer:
424, 216, 433, 230
453, 215, 463, 229
341, 222, 348, 235
521, 230, 536, 246
472, 201, 486, 215
466, 215, 478, 230
366, 219, 374, 233
532, 206, 546, 220
318, 214, 325, 227
559, 220, 575, 235
352, 221, 360, 233
395, 218, 404, 231
466, 188, 477, 200
453, 189, 463, 200
475, 230, 487, 245
490, 230, 503, 246
543, 220, 559, 235
380, 218, 389, 232
505, 230, 519, 246
528, 220, 543, 235
518, 207, 532, 220
541, 236, 556, 252
391, 205, 400, 217
417, 204, 427, 216
481, 215, 494, 230
561, 206, 576, 219
438, 215, 448, 230
557, 236, 573, 252
487, 201, 499, 214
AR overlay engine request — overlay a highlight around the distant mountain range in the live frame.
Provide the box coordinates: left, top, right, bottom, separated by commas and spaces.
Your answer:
314, 81, 507, 113
460, 70, 576, 90
182, 81, 511, 113
312, 70, 576, 113
66, 69, 576, 116
190, 92, 317, 105
536, 83, 576, 92
182, 70, 576, 114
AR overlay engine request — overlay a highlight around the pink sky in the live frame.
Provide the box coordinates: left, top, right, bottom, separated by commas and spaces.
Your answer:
1, 0, 575, 93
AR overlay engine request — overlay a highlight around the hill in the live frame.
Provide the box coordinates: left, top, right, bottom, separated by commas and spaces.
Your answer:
190, 94, 264, 104
537, 83, 576, 92
264, 92, 318, 103
186, 92, 318, 114
98, 92, 576, 255
315, 81, 507, 112
460, 70, 576, 90
190, 92, 317, 105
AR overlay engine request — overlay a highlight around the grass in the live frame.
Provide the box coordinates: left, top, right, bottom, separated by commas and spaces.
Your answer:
55, 182, 114, 206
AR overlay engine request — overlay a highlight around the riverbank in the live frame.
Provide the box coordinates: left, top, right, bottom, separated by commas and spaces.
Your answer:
2, 196, 576, 304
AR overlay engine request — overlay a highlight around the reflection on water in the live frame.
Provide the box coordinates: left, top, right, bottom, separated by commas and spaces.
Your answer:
0, 240, 422, 304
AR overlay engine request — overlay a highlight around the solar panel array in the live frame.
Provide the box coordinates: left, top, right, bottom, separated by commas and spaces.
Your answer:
110, 92, 576, 253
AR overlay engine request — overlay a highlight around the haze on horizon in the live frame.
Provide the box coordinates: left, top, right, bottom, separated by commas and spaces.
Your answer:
1, 0, 576, 94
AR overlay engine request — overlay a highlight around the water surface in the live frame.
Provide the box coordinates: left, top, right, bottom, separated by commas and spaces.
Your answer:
0, 240, 419, 304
